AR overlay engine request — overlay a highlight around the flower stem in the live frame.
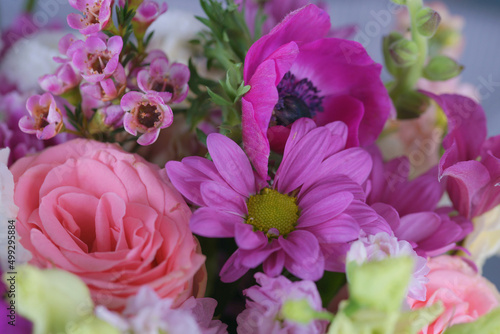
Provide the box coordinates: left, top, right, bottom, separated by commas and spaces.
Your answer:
389, 0, 428, 100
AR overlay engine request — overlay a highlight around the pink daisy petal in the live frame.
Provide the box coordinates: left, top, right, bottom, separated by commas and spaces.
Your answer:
190, 207, 240, 238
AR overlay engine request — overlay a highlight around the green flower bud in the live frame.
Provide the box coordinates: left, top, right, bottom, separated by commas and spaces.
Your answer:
389, 39, 420, 67
383, 32, 405, 76
423, 55, 464, 81
416, 7, 442, 38
390, 0, 407, 4
67, 317, 121, 334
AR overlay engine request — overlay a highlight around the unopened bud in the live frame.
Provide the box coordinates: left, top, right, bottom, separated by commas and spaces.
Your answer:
389, 39, 419, 67
423, 55, 464, 81
416, 7, 441, 37
383, 32, 405, 75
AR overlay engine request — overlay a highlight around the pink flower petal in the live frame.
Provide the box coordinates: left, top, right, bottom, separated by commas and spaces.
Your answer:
207, 133, 256, 197
279, 230, 324, 280
234, 223, 268, 250
190, 207, 240, 238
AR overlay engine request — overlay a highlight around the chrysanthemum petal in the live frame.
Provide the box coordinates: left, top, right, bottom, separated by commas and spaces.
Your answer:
190, 207, 240, 238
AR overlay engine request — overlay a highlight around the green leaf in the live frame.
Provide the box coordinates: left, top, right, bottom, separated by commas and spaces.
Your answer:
207, 87, 232, 106
444, 308, 500, 334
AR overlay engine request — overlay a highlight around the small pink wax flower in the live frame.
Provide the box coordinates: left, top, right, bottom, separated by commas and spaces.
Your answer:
67, 0, 114, 35
121, 91, 174, 145
19, 93, 64, 140
80, 64, 127, 102
408, 255, 500, 334
137, 56, 190, 104
134, 0, 168, 24
71, 35, 123, 83
39, 63, 82, 95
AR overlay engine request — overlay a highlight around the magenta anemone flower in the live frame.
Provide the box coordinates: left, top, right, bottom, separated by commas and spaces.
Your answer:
424, 93, 500, 219
241, 4, 392, 180
134, 0, 168, 24
367, 146, 472, 256
121, 91, 173, 145
19, 93, 64, 140
137, 56, 190, 104
71, 35, 123, 83
67, 0, 114, 35
167, 118, 391, 282
80, 64, 127, 102
236, 273, 327, 334
39, 63, 81, 95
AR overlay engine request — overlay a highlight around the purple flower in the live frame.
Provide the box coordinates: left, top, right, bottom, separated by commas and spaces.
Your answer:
71, 35, 123, 83
81, 64, 127, 102
425, 93, 500, 219
39, 63, 81, 95
134, 0, 168, 24
101, 105, 125, 128
346, 232, 430, 301
96, 286, 227, 334
121, 91, 173, 145
367, 146, 472, 257
19, 93, 64, 140
241, 4, 392, 180
137, 56, 190, 104
67, 0, 114, 35
236, 273, 327, 334
167, 118, 391, 282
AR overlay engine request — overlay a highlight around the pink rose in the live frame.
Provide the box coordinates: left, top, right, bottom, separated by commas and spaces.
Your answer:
408, 255, 500, 334
11, 139, 206, 310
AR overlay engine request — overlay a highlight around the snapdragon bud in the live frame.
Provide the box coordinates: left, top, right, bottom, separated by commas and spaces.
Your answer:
389, 39, 419, 67
416, 7, 442, 37
423, 55, 464, 81
383, 32, 405, 76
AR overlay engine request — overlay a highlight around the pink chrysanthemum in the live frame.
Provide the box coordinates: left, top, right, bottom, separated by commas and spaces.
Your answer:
67, 0, 114, 35
167, 118, 391, 282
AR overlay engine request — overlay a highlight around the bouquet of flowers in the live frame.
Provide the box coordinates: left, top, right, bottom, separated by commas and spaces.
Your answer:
1, 0, 500, 333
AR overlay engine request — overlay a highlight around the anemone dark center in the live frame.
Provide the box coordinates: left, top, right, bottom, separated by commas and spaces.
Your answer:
246, 188, 299, 237
273, 71, 324, 127
137, 104, 161, 128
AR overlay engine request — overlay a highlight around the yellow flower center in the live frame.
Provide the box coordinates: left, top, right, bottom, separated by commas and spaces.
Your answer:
246, 188, 299, 237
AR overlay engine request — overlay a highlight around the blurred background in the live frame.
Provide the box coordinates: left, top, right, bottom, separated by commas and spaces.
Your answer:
1, 0, 500, 284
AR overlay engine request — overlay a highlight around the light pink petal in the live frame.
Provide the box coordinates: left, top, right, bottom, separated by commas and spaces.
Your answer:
315, 148, 373, 185
107, 36, 124, 54
263, 251, 285, 277
234, 223, 268, 250
137, 129, 161, 145
299, 191, 354, 227
396, 212, 441, 243
220, 251, 249, 283
190, 207, 240, 238
207, 133, 256, 196
200, 181, 247, 215
67, 13, 86, 30
279, 230, 324, 280
169, 63, 190, 84
120, 91, 143, 112
275, 126, 331, 194
303, 213, 359, 244
443, 160, 491, 218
